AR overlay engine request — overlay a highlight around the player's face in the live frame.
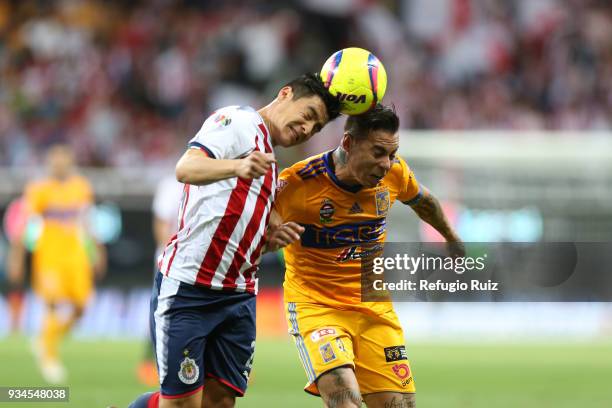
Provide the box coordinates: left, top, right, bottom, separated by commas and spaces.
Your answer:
274, 88, 329, 147
46, 146, 75, 180
347, 130, 399, 188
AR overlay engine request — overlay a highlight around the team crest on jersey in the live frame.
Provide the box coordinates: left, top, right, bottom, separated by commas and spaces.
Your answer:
375, 189, 390, 216
311, 327, 336, 342
319, 199, 335, 224
348, 202, 363, 214
384, 345, 407, 362
178, 355, 199, 384
319, 342, 337, 364
214, 114, 232, 126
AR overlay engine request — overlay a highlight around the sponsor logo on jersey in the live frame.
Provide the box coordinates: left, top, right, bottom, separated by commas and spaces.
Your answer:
319, 199, 335, 224
392, 363, 413, 386
336, 244, 384, 262
348, 202, 363, 214
319, 342, 337, 364
178, 355, 200, 385
375, 189, 390, 216
311, 328, 336, 342
384, 345, 407, 362
302, 218, 386, 249
276, 179, 288, 195
214, 114, 231, 126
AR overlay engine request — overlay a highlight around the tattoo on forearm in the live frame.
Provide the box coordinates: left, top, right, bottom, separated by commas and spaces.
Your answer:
384, 394, 416, 408
410, 194, 454, 239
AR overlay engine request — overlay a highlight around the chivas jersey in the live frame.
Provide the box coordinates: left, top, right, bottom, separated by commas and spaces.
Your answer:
158, 106, 276, 294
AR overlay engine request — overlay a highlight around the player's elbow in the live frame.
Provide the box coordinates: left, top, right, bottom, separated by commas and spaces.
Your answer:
175, 161, 190, 184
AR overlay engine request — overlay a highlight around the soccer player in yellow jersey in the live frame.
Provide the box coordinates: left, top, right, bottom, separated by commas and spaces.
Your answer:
6, 144, 106, 383
274, 104, 463, 407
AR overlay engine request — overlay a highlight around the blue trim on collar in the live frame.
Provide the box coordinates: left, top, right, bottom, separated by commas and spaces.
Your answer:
322, 150, 363, 193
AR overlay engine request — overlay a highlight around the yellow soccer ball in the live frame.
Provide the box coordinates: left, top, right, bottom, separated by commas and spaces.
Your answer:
320, 47, 388, 115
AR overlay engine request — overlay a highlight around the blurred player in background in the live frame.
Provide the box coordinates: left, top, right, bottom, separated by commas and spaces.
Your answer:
5, 144, 106, 384
137, 175, 183, 386
128, 73, 340, 408
274, 105, 463, 407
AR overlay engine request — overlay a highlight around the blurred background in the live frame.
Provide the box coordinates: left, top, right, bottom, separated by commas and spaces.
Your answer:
0, 0, 611, 407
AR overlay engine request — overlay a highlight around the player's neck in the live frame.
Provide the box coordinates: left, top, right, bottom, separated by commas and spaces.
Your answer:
257, 106, 278, 146
332, 148, 360, 187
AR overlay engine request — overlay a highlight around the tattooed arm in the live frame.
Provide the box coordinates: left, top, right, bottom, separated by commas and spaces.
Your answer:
406, 186, 464, 256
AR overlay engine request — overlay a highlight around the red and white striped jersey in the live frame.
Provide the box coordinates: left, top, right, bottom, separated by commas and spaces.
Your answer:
158, 106, 277, 294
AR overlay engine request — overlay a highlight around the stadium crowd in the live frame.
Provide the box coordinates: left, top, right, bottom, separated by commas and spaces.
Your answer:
0, 0, 611, 168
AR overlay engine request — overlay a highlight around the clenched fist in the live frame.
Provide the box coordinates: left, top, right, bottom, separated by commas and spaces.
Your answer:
235, 151, 276, 179
266, 222, 305, 252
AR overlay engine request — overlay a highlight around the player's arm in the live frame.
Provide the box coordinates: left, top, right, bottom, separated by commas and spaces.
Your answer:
6, 237, 26, 333
175, 149, 276, 185
153, 215, 173, 248
407, 186, 465, 256
263, 209, 304, 253
6, 237, 26, 288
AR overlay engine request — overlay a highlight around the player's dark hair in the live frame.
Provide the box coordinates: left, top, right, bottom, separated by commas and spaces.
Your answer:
284, 73, 341, 120
344, 104, 399, 140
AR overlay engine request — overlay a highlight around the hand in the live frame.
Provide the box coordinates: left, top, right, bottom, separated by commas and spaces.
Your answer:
446, 239, 466, 258
235, 151, 276, 179
266, 222, 305, 252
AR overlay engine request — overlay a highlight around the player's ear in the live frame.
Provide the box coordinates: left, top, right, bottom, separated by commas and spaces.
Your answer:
278, 86, 293, 101
341, 132, 352, 152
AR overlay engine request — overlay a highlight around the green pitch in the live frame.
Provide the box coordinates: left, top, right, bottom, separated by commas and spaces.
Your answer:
0, 335, 610, 407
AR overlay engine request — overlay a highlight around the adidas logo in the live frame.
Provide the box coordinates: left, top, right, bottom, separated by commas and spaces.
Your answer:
348, 202, 363, 214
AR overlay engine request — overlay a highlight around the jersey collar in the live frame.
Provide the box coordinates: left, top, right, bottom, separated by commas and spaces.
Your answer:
322, 150, 363, 193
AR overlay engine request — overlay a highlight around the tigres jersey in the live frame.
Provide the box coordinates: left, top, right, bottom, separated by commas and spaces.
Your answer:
275, 150, 421, 312
25, 174, 93, 259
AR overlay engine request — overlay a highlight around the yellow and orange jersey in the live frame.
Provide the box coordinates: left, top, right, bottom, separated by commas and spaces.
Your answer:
24, 174, 93, 256
275, 150, 421, 313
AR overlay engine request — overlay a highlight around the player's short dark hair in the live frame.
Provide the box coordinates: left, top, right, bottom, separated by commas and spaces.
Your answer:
344, 104, 399, 140
284, 73, 341, 120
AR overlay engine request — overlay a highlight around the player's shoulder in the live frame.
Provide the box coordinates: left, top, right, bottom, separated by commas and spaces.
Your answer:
384, 155, 411, 184
287, 151, 328, 181
204, 105, 260, 129
25, 178, 46, 195
68, 174, 92, 188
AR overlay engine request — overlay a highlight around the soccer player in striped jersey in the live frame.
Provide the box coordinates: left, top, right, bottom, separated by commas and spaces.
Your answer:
128, 74, 340, 408
274, 104, 463, 408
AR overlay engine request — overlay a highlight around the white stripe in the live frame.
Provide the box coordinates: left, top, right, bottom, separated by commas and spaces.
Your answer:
238, 163, 277, 290
209, 177, 264, 290
210, 132, 270, 291
154, 275, 180, 384
164, 178, 235, 284
288, 303, 316, 382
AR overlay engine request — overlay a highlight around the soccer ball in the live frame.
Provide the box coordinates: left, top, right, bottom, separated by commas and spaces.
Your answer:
320, 47, 387, 115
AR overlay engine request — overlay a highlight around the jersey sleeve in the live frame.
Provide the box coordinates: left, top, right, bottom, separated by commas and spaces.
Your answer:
274, 166, 305, 222
396, 156, 422, 205
23, 182, 44, 216
188, 109, 256, 160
